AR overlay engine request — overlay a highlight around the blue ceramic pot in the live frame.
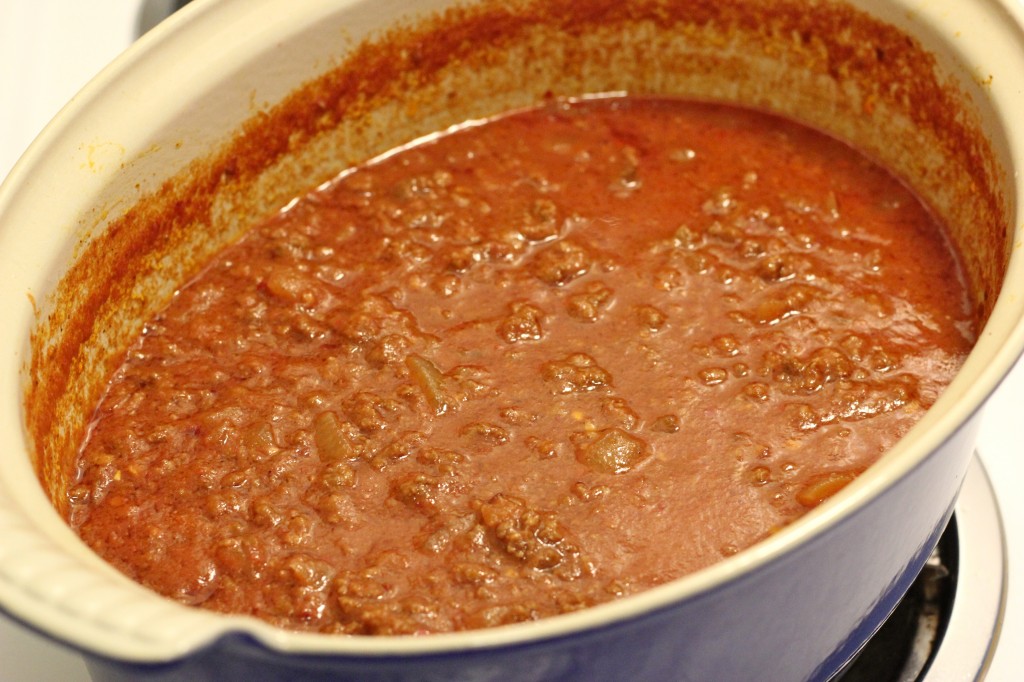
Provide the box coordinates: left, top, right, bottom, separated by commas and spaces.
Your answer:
1, 1, 1022, 680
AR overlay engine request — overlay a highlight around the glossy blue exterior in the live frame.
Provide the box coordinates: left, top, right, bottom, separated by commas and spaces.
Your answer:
79, 414, 979, 682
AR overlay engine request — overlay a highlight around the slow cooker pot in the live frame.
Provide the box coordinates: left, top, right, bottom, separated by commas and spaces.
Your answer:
1, 0, 1022, 680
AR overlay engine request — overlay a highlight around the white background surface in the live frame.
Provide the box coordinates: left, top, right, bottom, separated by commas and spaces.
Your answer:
0, 1, 1020, 680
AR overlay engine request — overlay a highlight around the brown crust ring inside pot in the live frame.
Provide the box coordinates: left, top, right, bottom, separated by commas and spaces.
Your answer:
27, 0, 1007, 515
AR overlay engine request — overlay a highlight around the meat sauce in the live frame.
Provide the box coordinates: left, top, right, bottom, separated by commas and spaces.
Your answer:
70, 96, 974, 634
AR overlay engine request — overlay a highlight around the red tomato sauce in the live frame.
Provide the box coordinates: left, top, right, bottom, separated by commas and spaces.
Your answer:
70, 96, 974, 634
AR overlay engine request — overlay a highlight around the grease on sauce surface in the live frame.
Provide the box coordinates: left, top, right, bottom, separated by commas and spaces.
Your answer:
70, 97, 974, 634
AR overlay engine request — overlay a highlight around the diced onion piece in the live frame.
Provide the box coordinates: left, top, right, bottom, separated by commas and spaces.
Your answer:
313, 411, 355, 461
406, 354, 452, 415
795, 470, 859, 508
